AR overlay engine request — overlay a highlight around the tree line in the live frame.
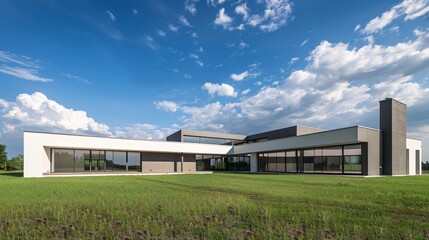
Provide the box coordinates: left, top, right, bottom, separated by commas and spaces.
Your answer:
0, 145, 23, 171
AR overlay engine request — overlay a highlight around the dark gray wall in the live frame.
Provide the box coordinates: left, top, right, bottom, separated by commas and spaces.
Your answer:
380, 99, 407, 175
246, 125, 324, 142
166, 130, 182, 142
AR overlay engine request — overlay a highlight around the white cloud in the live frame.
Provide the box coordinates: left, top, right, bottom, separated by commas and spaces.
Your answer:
62, 73, 91, 84
179, 15, 192, 27
184, 0, 197, 15
155, 100, 179, 112
239, 40, 248, 49
362, 0, 429, 34
184, 73, 192, 79
132, 8, 138, 15
196, 60, 204, 66
230, 71, 249, 81
241, 89, 251, 95
390, 26, 400, 32
0, 66, 52, 82
0, 50, 51, 82
354, 24, 361, 32
218, 0, 225, 4
224, 0, 292, 32
156, 28, 429, 139
300, 39, 308, 47
106, 10, 116, 22
191, 32, 198, 38
0, 92, 111, 135
115, 124, 175, 141
157, 30, 166, 37
214, 8, 233, 28
144, 35, 156, 49
168, 24, 179, 32
198, 46, 204, 52
189, 53, 199, 59
235, 3, 249, 19
289, 57, 299, 65
203, 83, 238, 97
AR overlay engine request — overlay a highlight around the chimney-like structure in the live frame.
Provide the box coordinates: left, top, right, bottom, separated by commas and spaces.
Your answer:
379, 98, 407, 175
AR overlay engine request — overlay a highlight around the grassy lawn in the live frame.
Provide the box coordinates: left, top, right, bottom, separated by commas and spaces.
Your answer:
0, 172, 428, 239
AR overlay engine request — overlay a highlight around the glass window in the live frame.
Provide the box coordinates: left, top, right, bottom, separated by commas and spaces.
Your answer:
90, 150, 105, 171
53, 149, 74, 173
258, 153, 267, 172
276, 152, 286, 172
105, 151, 114, 171
323, 146, 342, 174
196, 155, 204, 171
286, 151, 297, 172
268, 152, 277, 172
183, 136, 200, 143
416, 150, 420, 174
314, 149, 323, 173
202, 155, 213, 170
303, 149, 315, 173
344, 144, 362, 174
74, 150, 88, 172
200, 137, 226, 145
344, 156, 361, 174
344, 144, 361, 155
113, 152, 127, 171
128, 152, 141, 171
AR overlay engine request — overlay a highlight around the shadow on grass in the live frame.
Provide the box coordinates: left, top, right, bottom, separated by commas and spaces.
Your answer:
0, 171, 23, 177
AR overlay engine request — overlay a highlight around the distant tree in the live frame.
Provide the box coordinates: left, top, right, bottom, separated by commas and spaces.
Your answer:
0, 145, 7, 171
423, 161, 429, 171
7, 154, 24, 171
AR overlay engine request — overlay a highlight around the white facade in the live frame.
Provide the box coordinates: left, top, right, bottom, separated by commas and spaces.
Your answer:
406, 138, 422, 175
24, 131, 232, 178
24, 130, 423, 178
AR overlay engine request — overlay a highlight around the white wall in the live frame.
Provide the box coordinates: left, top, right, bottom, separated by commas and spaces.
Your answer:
406, 138, 422, 175
24, 132, 233, 178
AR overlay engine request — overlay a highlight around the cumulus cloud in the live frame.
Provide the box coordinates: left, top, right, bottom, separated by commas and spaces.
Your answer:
203, 83, 238, 97
361, 0, 429, 34
0, 50, 51, 82
155, 28, 429, 138
230, 71, 249, 81
235, 3, 249, 19
155, 100, 179, 112
0, 92, 111, 135
214, 8, 233, 28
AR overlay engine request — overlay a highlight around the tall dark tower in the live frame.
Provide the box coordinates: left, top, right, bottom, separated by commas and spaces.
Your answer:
379, 98, 407, 175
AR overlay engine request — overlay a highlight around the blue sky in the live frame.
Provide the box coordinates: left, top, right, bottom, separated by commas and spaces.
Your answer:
1, 0, 429, 159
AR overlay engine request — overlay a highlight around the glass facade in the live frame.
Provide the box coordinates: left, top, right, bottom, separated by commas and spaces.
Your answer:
195, 154, 250, 171
183, 135, 238, 145
258, 144, 362, 175
52, 149, 141, 173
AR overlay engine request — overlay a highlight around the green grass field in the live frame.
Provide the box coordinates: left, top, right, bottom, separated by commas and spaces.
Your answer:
0, 172, 428, 239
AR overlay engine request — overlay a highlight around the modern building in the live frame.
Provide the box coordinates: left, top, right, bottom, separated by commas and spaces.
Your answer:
23, 98, 422, 177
